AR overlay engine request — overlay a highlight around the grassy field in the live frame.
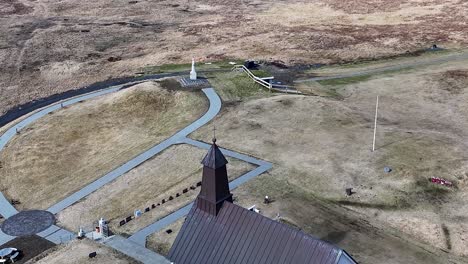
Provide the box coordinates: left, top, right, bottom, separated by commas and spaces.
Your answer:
2, 0, 466, 116
57, 144, 255, 234
0, 80, 207, 210
147, 218, 184, 256
1, 1, 468, 262
303, 49, 458, 75
190, 58, 468, 262
27, 239, 139, 264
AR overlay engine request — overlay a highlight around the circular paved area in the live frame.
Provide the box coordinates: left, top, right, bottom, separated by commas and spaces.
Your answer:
1, 210, 55, 237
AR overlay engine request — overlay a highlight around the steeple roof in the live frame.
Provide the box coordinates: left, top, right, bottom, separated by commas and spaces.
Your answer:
197, 138, 232, 216
201, 138, 228, 169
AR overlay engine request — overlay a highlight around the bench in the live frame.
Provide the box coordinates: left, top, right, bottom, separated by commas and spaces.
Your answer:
10, 251, 19, 262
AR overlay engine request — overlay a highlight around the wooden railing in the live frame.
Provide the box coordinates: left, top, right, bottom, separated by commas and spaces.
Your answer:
233, 65, 273, 90
233, 65, 301, 94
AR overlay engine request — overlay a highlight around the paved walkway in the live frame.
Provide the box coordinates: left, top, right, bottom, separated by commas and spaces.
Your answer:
47, 87, 221, 214
36, 225, 75, 244
129, 138, 272, 246
0, 193, 19, 245
1, 52, 467, 261
0, 231, 15, 246
0, 81, 141, 246
104, 235, 170, 264
0, 85, 125, 151
0, 193, 18, 219
0, 76, 271, 262
0, 82, 220, 249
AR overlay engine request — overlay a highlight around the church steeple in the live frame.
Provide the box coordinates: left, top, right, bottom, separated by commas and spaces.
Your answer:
196, 138, 232, 216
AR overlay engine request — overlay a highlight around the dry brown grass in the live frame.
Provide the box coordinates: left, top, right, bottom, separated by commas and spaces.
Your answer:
191, 59, 468, 262
1, 0, 467, 116
57, 144, 255, 234
26, 239, 140, 264
147, 218, 184, 256
0, 81, 207, 210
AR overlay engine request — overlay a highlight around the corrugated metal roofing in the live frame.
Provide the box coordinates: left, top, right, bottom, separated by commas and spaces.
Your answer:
201, 139, 228, 169
168, 200, 356, 264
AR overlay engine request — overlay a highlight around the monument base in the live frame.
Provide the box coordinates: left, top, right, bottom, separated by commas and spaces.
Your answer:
179, 77, 209, 88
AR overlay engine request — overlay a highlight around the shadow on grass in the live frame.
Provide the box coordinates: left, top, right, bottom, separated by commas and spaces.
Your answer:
375, 133, 414, 151
442, 224, 452, 250
321, 231, 348, 244
334, 199, 411, 211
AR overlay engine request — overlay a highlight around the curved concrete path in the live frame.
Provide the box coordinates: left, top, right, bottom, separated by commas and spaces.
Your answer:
0, 69, 275, 262
0, 81, 272, 263
47, 88, 221, 214
0, 82, 225, 247
0, 85, 123, 151
0, 82, 141, 245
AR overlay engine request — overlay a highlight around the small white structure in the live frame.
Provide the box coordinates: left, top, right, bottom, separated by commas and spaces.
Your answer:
134, 210, 142, 218
98, 218, 106, 232
190, 58, 197, 80
78, 227, 85, 238
248, 205, 260, 213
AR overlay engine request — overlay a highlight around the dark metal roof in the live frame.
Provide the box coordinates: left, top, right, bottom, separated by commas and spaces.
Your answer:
168, 200, 355, 264
201, 139, 228, 169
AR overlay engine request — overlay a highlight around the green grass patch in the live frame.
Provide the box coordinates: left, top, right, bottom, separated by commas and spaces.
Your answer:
317, 75, 372, 86
306, 48, 455, 74
138, 60, 245, 75
205, 71, 272, 101
250, 69, 273, 78
316, 66, 416, 86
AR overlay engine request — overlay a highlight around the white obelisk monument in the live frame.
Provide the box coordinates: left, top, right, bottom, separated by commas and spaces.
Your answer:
190, 58, 197, 80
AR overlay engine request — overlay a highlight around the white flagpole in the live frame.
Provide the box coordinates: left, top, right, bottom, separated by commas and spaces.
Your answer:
372, 95, 379, 152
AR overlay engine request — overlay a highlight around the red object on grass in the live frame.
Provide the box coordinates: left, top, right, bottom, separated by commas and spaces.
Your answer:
430, 177, 453, 187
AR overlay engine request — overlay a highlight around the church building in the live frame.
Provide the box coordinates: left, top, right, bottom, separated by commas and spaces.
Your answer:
168, 138, 357, 264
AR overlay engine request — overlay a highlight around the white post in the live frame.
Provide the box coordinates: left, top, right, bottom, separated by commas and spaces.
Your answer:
98, 218, 105, 234
372, 96, 379, 152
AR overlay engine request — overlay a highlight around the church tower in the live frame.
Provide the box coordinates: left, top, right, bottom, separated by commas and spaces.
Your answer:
196, 138, 232, 216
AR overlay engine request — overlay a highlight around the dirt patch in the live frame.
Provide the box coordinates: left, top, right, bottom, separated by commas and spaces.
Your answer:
438, 69, 468, 94
1, 235, 55, 264
0, 0, 33, 16
258, 2, 445, 27
156, 78, 184, 91
0, 81, 207, 210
